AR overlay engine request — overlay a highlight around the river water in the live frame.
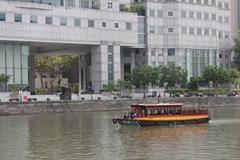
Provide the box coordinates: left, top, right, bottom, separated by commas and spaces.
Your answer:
0, 107, 240, 160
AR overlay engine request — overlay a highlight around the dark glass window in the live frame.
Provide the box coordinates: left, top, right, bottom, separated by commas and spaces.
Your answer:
168, 48, 175, 56
14, 14, 22, 22
46, 16, 52, 24
30, 15, 37, 24
0, 13, 6, 21
74, 18, 81, 26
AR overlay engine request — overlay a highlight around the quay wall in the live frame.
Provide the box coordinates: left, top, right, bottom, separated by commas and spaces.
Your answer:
0, 97, 240, 115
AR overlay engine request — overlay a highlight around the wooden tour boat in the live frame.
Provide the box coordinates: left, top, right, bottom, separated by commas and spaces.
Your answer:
113, 103, 210, 127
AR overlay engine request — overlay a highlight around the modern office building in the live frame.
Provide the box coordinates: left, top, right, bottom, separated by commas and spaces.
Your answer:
0, 0, 231, 93
230, 0, 240, 39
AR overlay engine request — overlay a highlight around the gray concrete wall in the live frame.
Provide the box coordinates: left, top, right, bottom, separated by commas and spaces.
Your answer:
1, 97, 240, 115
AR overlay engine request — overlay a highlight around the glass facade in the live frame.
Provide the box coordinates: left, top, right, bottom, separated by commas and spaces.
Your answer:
0, 42, 29, 85
190, 49, 217, 77
108, 45, 113, 81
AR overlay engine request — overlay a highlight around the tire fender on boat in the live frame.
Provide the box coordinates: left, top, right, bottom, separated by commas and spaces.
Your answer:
113, 119, 118, 124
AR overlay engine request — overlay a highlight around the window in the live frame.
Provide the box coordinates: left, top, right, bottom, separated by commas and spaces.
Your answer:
46, 16, 52, 24
14, 14, 22, 22
102, 21, 106, 28
158, 10, 163, 17
197, 12, 201, 19
0, 13, 6, 21
181, 27, 187, 34
158, 27, 163, 34
107, 1, 113, 8
126, 22, 132, 30
189, 11, 194, 19
123, 52, 131, 57
225, 3, 229, 9
88, 20, 94, 28
189, 27, 194, 35
189, 0, 194, 3
114, 23, 119, 28
168, 11, 173, 17
211, 0, 216, 5
152, 62, 156, 67
149, 26, 155, 33
204, 0, 208, 5
108, 45, 113, 53
197, 28, 202, 35
60, 17, 67, 25
218, 2, 222, 9
149, 9, 155, 17
181, 11, 186, 18
30, 15, 37, 24
151, 48, 155, 56
204, 13, 209, 20
168, 28, 173, 33
224, 17, 229, 24
219, 31, 223, 38
219, 16, 222, 23
225, 32, 229, 39
212, 29, 217, 36
74, 18, 81, 27
212, 13, 216, 21
168, 48, 175, 56
204, 28, 209, 36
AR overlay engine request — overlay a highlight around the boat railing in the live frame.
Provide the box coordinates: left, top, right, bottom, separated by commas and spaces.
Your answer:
133, 107, 208, 117
181, 107, 208, 115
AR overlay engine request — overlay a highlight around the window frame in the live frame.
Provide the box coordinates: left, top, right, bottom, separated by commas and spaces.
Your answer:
0, 12, 6, 21
14, 14, 22, 23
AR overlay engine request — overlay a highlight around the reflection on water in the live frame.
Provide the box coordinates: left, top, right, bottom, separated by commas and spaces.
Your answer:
0, 107, 240, 160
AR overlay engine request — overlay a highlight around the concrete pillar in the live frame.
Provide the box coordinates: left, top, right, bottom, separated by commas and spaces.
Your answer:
78, 55, 82, 92
91, 44, 108, 93
130, 49, 135, 71
113, 44, 121, 81
28, 53, 35, 93
83, 54, 86, 90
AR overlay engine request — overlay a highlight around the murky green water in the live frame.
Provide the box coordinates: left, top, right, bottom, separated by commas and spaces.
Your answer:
0, 107, 240, 160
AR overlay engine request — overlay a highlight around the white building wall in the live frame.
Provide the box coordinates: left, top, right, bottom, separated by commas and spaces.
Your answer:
0, 1, 138, 47
144, 0, 231, 78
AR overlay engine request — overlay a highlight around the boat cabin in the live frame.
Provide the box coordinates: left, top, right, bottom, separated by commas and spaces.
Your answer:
130, 103, 207, 117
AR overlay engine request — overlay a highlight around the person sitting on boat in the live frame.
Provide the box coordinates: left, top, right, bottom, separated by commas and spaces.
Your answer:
129, 112, 137, 119
123, 112, 128, 119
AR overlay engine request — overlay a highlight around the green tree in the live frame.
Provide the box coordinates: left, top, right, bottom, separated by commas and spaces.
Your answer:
158, 64, 187, 90
0, 74, 10, 91
131, 65, 153, 97
104, 81, 114, 93
187, 77, 201, 91
233, 33, 240, 70
201, 66, 229, 95
35, 55, 78, 92
149, 67, 160, 88
228, 68, 240, 89
123, 5, 145, 16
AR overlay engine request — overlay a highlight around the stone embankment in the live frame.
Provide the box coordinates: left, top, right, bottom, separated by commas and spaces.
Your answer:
0, 97, 240, 116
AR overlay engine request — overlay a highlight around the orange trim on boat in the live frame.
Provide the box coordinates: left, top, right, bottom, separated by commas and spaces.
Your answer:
135, 114, 209, 121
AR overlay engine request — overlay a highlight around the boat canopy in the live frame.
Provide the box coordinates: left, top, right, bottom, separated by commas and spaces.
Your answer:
131, 103, 183, 108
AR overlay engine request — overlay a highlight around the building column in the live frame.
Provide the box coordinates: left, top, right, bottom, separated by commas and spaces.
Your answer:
83, 54, 86, 90
78, 55, 82, 92
28, 53, 35, 93
113, 44, 121, 81
91, 44, 108, 93
130, 49, 135, 71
